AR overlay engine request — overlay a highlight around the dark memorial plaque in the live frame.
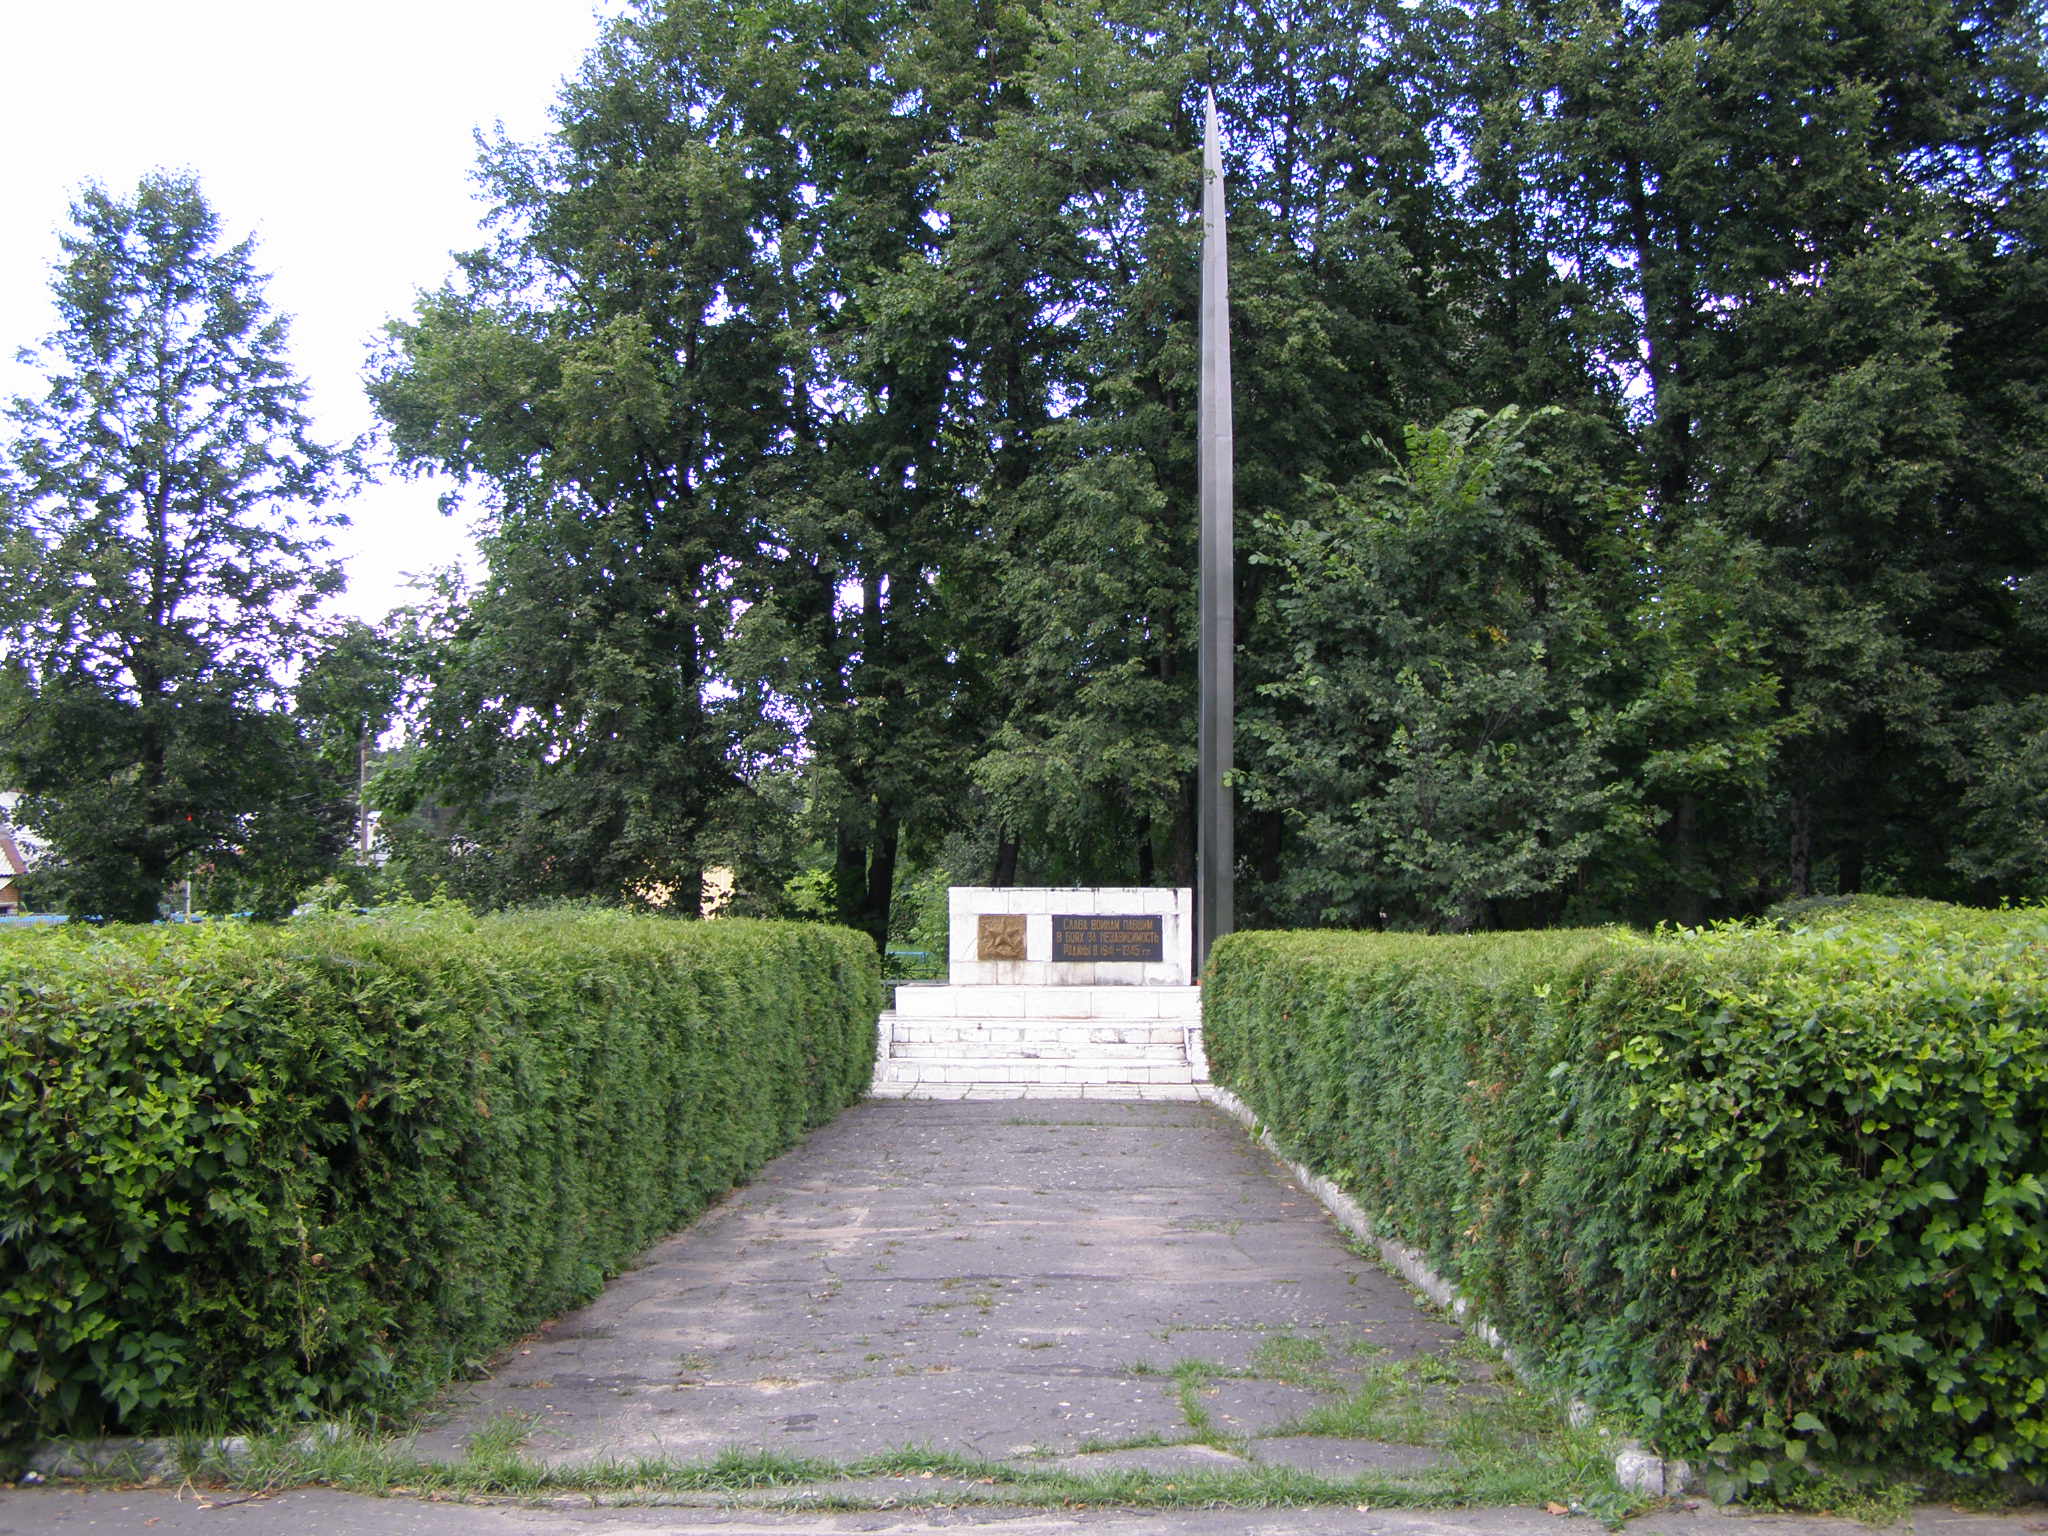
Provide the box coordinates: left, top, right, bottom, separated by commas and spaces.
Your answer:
1051, 913, 1164, 964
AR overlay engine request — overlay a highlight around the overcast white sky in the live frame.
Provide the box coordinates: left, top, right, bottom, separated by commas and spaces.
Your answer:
1, 0, 623, 623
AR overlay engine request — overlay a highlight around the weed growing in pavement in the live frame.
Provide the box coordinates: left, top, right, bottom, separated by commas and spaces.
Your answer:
1250, 1334, 1344, 1392
1170, 1359, 1223, 1444
1413, 1354, 1464, 1387
1071, 1431, 1177, 1454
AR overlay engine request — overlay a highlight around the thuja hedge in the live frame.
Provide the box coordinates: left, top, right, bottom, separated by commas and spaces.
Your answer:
0, 909, 880, 1443
1205, 900, 2048, 1489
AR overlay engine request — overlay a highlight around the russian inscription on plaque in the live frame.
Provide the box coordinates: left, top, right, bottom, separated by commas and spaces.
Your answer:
977, 913, 1028, 962
1051, 914, 1165, 964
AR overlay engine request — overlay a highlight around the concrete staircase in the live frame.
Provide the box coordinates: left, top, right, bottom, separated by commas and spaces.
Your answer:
871, 981, 1208, 1098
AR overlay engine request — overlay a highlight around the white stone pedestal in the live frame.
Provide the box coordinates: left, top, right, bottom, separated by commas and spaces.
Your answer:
872, 887, 1208, 1099
946, 886, 1194, 986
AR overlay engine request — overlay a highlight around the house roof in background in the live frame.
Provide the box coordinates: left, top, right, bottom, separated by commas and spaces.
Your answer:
0, 821, 27, 882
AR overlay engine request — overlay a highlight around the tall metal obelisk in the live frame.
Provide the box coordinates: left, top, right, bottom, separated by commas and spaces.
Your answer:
1196, 89, 1234, 974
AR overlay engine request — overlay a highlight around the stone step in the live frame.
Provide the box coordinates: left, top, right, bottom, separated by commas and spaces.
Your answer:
888, 1020, 1194, 1048
891, 983, 1202, 1022
872, 1056, 1200, 1087
888, 1039, 1183, 1062
869, 1081, 1208, 1100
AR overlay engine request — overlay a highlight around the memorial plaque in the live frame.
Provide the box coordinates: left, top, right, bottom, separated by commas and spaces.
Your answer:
1051, 913, 1164, 964
977, 913, 1027, 961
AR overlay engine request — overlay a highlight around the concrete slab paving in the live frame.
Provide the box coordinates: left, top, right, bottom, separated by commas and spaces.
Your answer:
1014, 1445, 1252, 1478
409, 1098, 1455, 1468
8, 1486, 2048, 1536
21, 1098, 2045, 1535
1190, 1378, 1335, 1437
1246, 1434, 1450, 1476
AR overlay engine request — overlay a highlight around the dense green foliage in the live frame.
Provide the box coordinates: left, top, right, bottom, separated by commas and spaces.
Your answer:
361, 0, 2048, 933
1, 174, 360, 922
0, 910, 879, 1441
1205, 900, 2048, 1486
6, 3, 2042, 929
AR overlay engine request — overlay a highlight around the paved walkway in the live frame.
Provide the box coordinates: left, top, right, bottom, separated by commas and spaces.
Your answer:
11, 1094, 2048, 1535
410, 1096, 1462, 1467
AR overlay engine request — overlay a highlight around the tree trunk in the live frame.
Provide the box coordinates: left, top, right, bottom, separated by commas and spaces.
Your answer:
862, 807, 899, 950
1838, 839, 1865, 895
1786, 794, 1815, 899
1623, 154, 1694, 513
1669, 793, 1705, 925
990, 829, 1019, 887
1255, 808, 1283, 886
357, 732, 373, 859
1170, 775, 1197, 888
132, 698, 177, 923
835, 822, 868, 929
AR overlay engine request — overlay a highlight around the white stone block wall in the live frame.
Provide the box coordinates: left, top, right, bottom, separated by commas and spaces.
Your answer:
947, 887, 1193, 986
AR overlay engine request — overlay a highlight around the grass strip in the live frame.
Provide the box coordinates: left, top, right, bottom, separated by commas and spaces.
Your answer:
105, 1416, 1633, 1518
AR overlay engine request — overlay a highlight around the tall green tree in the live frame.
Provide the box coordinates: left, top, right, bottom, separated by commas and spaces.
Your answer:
1483, 0, 2048, 899
964, 0, 1488, 897
374, 0, 2048, 929
379, 0, 1146, 934
1246, 407, 1626, 930
370, 0, 807, 910
720, 0, 1031, 937
1, 174, 356, 922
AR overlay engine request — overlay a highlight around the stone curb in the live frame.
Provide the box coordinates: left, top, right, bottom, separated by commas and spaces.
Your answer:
1203, 1083, 1694, 1499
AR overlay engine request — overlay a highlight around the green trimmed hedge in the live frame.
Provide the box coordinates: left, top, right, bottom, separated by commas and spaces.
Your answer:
1206, 900, 2048, 1491
1, 909, 880, 1442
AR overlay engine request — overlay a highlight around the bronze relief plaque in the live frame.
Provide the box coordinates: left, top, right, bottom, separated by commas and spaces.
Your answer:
977, 913, 1028, 961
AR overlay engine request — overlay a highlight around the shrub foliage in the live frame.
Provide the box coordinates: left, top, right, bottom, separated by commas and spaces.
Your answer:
1205, 900, 2048, 1489
1, 910, 879, 1441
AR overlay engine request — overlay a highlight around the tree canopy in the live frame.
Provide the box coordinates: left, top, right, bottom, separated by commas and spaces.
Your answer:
1, 173, 358, 921
358, 0, 2048, 934
6, 0, 1979, 936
